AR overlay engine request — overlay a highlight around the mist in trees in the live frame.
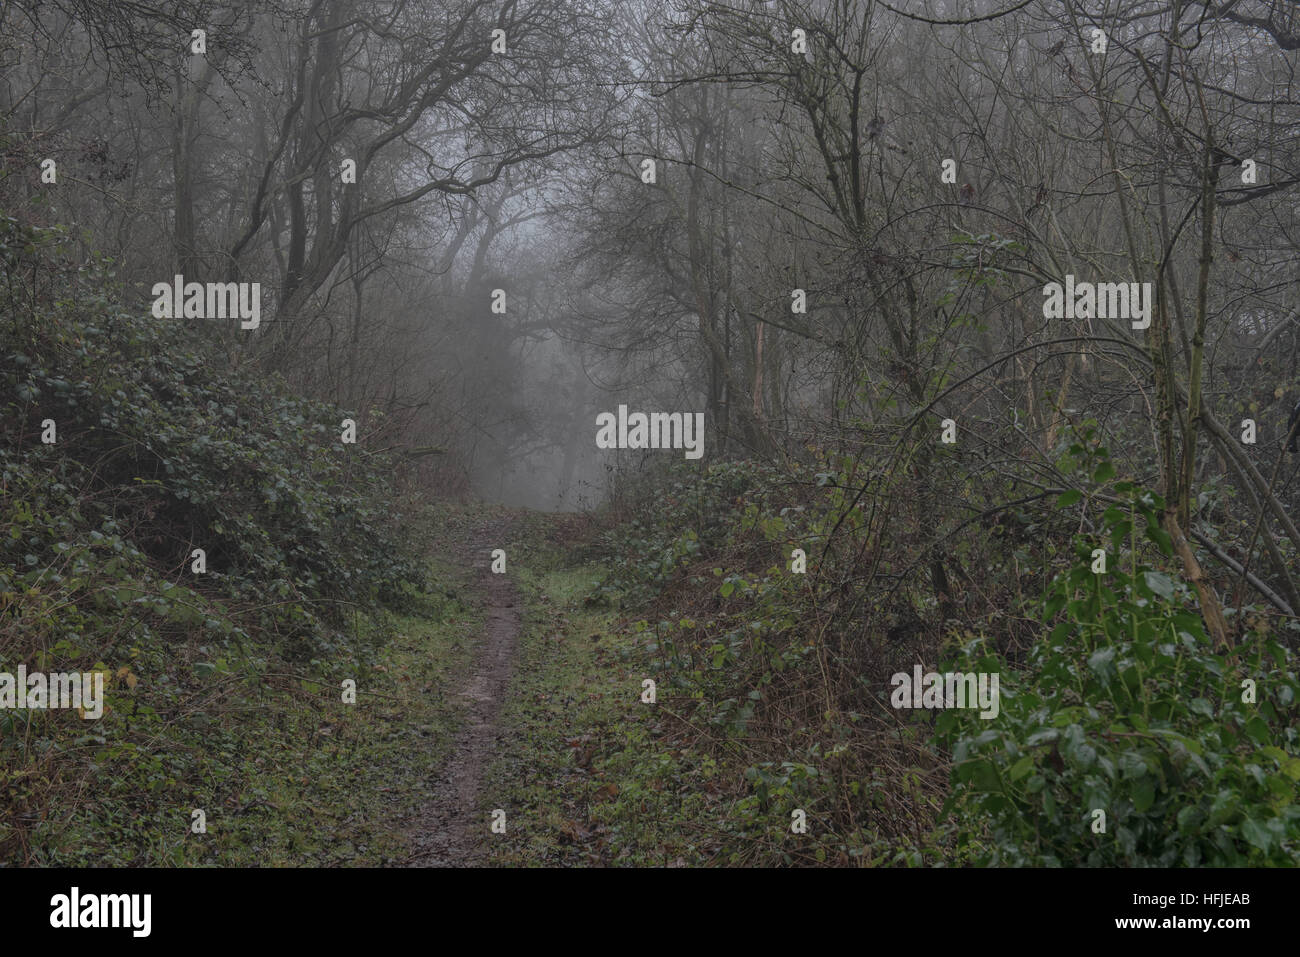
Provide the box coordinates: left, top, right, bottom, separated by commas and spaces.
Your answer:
4, 0, 1300, 589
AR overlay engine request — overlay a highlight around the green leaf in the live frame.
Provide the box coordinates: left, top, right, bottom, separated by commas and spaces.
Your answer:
1056, 489, 1082, 508
970, 759, 1000, 791
1087, 647, 1115, 676
1143, 571, 1175, 600
1009, 755, 1035, 782
1132, 778, 1156, 812
1176, 805, 1201, 829
1241, 816, 1273, 853
1244, 716, 1271, 745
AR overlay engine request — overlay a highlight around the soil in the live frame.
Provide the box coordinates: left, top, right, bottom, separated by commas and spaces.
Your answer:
404, 518, 521, 866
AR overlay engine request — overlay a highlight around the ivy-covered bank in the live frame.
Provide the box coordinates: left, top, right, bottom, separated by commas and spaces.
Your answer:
0, 216, 452, 864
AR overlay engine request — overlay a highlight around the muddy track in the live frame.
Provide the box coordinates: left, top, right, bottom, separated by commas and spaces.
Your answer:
405, 517, 521, 866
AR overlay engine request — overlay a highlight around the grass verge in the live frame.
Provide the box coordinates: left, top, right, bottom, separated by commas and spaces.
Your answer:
481, 534, 746, 866
9, 549, 479, 866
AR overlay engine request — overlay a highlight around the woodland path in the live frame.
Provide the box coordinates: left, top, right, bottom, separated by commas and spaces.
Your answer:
404, 517, 521, 866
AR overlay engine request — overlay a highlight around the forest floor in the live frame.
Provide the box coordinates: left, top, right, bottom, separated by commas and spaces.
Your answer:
398, 504, 713, 867
403, 513, 522, 865
11, 501, 757, 866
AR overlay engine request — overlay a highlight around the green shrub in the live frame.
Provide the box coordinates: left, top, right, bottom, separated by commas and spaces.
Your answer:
938, 479, 1300, 866
0, 214, 428, 864
1, 215, 422, 656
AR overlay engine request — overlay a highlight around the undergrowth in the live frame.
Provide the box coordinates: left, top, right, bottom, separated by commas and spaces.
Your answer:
580, 444, 1300, 866
0, 215, 433, 863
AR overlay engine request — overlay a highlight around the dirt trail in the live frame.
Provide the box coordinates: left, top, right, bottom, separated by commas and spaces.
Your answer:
405, 517, 521, 866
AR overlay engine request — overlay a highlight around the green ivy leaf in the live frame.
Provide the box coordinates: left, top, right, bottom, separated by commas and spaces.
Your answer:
1143, 571, 1175, 600
1244, 716, 1271, 745
1241, 816, 1273, 853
